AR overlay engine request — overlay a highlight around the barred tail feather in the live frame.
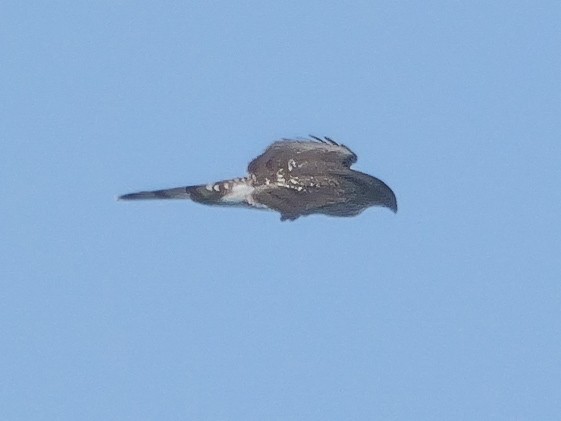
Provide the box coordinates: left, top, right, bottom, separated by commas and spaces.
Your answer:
119, 177, 254, 208
118, 186, 195, 200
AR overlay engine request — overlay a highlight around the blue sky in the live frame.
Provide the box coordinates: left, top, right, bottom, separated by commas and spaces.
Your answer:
2, 1, 560, 419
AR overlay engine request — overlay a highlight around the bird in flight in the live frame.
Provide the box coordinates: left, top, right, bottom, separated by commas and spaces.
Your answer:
119, 136, 397, 221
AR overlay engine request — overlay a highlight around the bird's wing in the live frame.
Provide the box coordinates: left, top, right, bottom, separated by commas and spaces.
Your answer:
247, 136, 357, 177
252, 182, 348, 221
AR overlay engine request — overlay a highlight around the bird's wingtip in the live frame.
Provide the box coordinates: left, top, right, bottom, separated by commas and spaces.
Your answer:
387, 193, 398, 213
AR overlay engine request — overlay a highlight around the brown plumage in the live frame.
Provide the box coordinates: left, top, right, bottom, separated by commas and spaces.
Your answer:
119, 136, 397, 221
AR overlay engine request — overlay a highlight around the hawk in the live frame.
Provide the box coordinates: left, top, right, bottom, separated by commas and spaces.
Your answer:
119, 136, 397, 221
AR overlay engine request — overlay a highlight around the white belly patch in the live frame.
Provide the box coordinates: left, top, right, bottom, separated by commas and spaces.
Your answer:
221, 183, 254, 204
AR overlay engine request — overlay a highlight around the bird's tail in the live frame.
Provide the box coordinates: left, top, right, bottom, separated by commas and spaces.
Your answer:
118, 186, 195, 200
119, 177, 253, 206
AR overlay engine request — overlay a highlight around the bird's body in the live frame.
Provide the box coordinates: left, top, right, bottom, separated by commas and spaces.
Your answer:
119, 136, 397, 221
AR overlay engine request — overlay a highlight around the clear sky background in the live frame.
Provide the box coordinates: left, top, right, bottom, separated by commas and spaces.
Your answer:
2, 1, 560, 420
